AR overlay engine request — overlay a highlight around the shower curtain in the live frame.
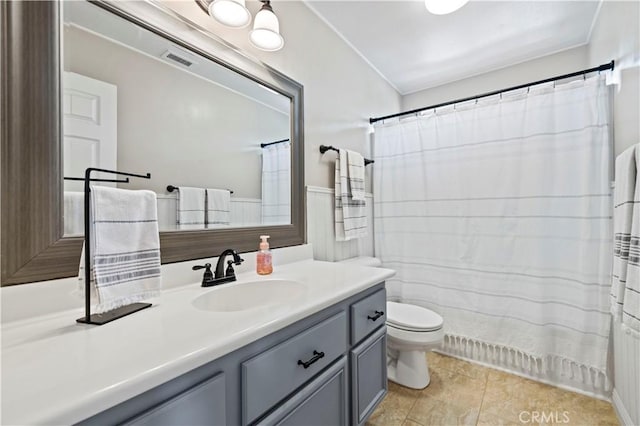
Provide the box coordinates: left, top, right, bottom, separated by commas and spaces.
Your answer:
261, 141, 291, 225
374, 76, 612, 390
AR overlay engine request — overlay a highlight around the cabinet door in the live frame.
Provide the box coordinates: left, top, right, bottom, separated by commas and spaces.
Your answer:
124, 373, 226, 426
351, 327, 387, 426
257, 357, 347, 426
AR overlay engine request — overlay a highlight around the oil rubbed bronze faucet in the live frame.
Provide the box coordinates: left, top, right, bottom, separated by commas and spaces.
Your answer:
192, 249, 244, 287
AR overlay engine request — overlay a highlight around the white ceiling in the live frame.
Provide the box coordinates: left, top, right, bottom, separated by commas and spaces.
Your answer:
305, 1, 601, 94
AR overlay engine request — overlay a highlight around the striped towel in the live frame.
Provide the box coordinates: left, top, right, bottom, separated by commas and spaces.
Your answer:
347, 150, 365, 201
206, 188, 230, 228
611, 143, 640, 336
78, 186, 161, 314
335, 149, 367, 241
177, 186, 206, 230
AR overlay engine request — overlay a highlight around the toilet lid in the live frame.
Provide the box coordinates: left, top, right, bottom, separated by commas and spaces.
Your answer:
386, 301, 443, 332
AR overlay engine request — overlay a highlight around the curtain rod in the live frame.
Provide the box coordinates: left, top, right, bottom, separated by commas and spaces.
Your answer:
260, 138, 290, 148
369, 60, 615, 124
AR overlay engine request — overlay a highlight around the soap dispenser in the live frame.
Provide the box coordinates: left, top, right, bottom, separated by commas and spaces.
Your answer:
256, 235, 273, 275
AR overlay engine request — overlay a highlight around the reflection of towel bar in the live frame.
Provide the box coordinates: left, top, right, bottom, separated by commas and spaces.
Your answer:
319, 145, 374, 165
166, 185, 233, 194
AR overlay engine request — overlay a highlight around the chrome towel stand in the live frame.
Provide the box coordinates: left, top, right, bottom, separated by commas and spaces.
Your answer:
76, 167, 152, 326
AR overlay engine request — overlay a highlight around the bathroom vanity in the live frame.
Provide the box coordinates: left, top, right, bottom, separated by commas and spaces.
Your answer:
1, 259, 394, 425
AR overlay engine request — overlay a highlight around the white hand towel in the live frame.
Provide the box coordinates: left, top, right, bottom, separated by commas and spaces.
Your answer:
177, 186, 206, 230
611, 143, 640, 336
347, 150, 366, 201
206, 188, 231, 228
78, 186, 161, 313
335, 149, 367, 241
64, 191, 84, 236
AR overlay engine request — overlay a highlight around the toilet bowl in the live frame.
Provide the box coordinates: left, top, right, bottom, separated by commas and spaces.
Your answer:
386, 301, 444, 389
338, 256, 445, 389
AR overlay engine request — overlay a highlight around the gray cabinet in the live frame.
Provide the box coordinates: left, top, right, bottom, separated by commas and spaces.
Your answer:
78, 283, 387, 426
242, 312, 348, 424
351, 327, 388, 425
257, 357, 347, 426
350, 289, 386, 344
124, 373, 226, 426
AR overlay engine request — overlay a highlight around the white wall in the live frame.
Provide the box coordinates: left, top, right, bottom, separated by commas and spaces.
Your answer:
402, 45, 589, 110
587, 0, 640, 157
64, 25, 289, 198
160, 1, 402, 192
587, 2, 640, 424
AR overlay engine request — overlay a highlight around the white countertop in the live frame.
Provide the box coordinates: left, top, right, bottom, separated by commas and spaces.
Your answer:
1, 259, 394, 425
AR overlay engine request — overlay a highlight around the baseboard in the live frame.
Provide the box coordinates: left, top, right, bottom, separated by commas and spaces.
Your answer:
612, 388, 634, 426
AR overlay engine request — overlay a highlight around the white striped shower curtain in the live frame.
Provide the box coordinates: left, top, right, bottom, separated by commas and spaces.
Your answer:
373, 76, 613, 392
261, 141, 291, 225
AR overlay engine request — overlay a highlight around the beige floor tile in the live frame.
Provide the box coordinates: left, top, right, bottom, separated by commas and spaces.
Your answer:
420, 367, 487, 408
484, 369, 565, 405
370, 355, 619, 426
553, 391, 619, 426
402, 419, 424, 426
366, 382, 421, 426
427, 352, 490, 381
407, 394, 481, 426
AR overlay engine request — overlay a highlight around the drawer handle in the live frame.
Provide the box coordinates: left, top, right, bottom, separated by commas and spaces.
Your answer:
367, 310, 385, 322
297, 350, 325, 369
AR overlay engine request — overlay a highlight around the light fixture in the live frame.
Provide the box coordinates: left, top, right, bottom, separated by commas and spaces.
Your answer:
249, 0, 284, 52
208, 0, 251, 28
424, 0, 469, 15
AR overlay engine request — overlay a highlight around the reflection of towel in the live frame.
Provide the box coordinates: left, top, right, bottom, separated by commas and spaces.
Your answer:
347, 150, 365, 201
64, 191, 84, 236
177, 187, 206, 230
335, 149, 367, 241
206, 188, 230, 228
611, 143, 640, 336
78, 186, 161, 313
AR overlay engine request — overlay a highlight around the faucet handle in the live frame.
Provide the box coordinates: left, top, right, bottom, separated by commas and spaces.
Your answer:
192, 263, 212, 271
193, 263, 215, 287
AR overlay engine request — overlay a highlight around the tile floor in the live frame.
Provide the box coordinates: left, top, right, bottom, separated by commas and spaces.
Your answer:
367, 352, 619, 426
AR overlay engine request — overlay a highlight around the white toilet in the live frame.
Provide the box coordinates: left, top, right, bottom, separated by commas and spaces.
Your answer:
386, 301, 444, 389
339, 256, 445, 389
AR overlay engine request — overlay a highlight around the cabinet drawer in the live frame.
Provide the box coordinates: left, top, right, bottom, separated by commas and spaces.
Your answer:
123, 373, 226, 426
242, 311, 348, 425
257, 357, 347, 426
351, 288, 386, 344
351, 327, 387, 425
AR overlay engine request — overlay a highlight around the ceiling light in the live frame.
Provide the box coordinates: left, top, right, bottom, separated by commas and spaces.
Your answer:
424, 0, 469, 15
208, 0, 251, 28
249, 1, 284, 52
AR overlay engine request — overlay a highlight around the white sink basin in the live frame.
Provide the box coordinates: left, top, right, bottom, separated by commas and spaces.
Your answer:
192, 279, 307, 312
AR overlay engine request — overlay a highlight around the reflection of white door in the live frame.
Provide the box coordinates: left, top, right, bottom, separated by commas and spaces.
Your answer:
63, 71, 117, 191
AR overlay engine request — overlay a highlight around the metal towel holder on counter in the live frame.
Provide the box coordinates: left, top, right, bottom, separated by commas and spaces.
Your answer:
73, 167, 152, 326
166, 185, 233, 194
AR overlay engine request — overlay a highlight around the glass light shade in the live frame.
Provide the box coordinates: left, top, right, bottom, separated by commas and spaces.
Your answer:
249, 7, 284, 51
208, 0, 251, 28
424, 0, 470, 15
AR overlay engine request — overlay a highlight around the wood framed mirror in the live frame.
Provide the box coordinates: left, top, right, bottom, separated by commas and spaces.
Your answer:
1, 0, 305, 286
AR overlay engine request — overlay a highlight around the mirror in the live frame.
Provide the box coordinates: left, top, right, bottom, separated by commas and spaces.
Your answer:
0, 0, 304, 285
62, 1, 291, 234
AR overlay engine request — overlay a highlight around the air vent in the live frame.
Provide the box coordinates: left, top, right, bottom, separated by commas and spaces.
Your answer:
161, 48, 197, 68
